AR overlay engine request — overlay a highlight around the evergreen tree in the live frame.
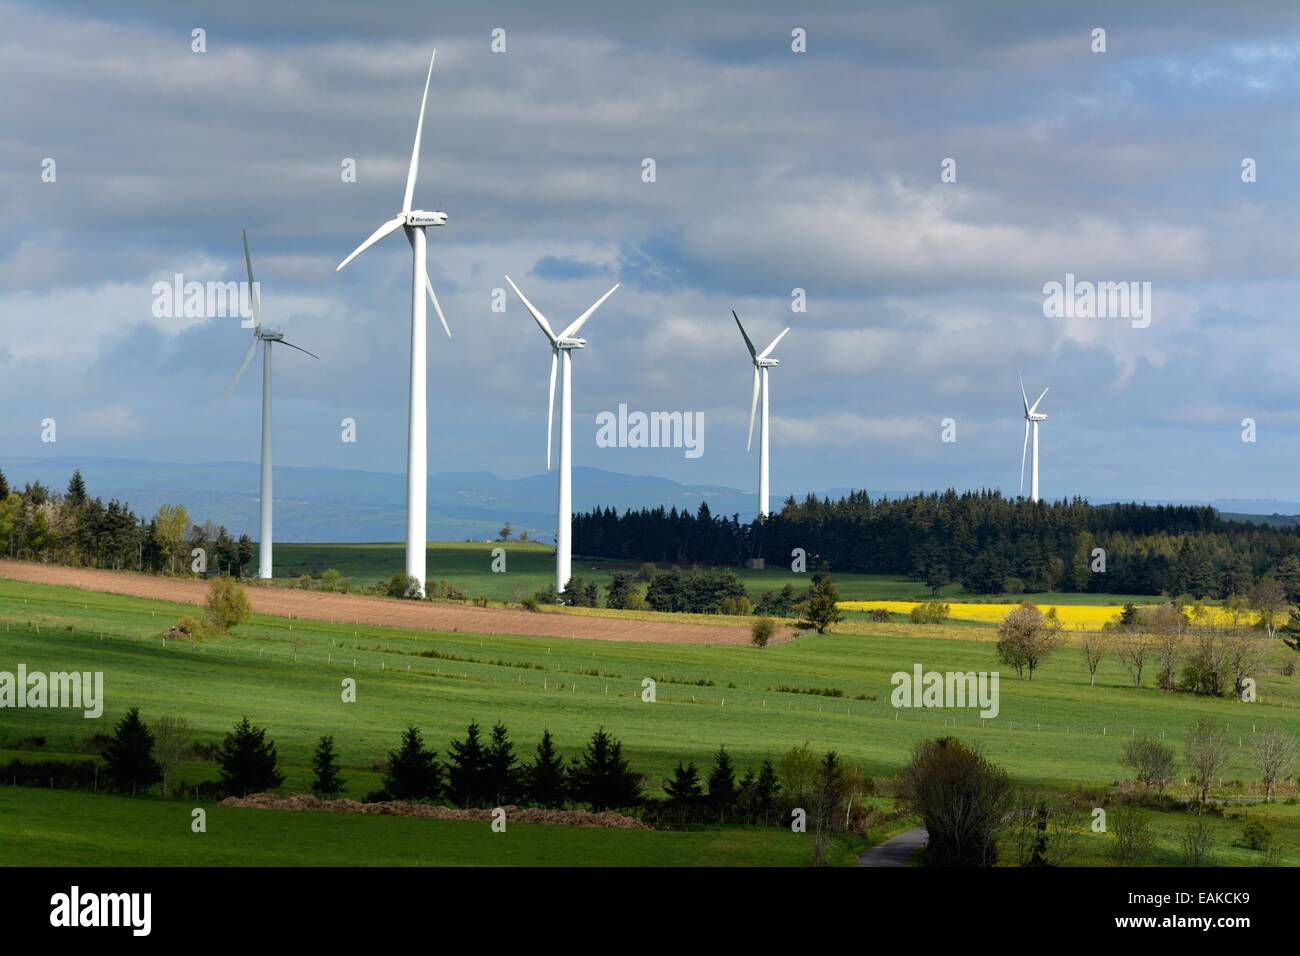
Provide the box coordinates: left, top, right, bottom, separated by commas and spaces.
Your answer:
753, 757, 781, 816
66, 469, 88, 507
0, 469, 8, 500
483, 721, 520, 806
382, 725, 442, 801
526, 730, 568, 808
310, 735, 345, 797
216, 716, 285, 797
445, 721, 489, 806
103, 707, 162, 796
237, 534, 254, 576
606, 572, 637, 609
706, 746, 739, 815
663, 761, 703, 810
800, 574, 844, 633
569, 727, 642, 812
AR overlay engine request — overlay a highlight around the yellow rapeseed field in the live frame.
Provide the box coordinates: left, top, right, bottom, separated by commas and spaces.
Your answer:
838, 600, 1257, 631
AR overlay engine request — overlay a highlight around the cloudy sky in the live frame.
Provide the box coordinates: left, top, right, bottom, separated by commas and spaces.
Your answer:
1, 0, 1298, 506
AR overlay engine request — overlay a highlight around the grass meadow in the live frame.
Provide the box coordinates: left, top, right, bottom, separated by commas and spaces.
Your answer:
2, 575, 1297, 866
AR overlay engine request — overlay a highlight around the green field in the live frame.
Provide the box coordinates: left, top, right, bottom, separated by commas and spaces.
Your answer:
2, 576, 1297, 866
267, 540, 1164, 607
0, 787, 859, 866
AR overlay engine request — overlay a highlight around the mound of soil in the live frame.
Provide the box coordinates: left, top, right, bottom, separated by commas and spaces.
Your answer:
220, 792, 649, 829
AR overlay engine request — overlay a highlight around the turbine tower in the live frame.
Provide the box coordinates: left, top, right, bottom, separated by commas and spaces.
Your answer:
1019, 376, 1049, 503
336, 48, 451, 596
505, 275, 619, 596
222, 230, 318, 579
733, 311, 789, 518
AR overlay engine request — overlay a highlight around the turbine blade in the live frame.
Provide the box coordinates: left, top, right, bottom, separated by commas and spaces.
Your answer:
221, 337, 260, 406
1029, 386, 1049, 415
1020, 420, 1029, 493
560, 284, 620, 339
402, 49, 436, 213
757, 327, 790, 360
405, 229, 452, 337
747, 366, 760, 452
276, 339, 318, 360
504, 274, 557, 342
733, 311, 757, 360
547, 348, 558, 471
241, 229, 262, 330
1019, 374, 1029, 416
337, 215, 405, 271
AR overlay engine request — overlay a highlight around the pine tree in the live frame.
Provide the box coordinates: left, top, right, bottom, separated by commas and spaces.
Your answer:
569, 727, 642, 812
706, 746, 739, 816
445, 722, 488, 806
483, 722, 519, 806
103, 707, 162, 796
526, 730, 568, 808
65, 469, 87, 507
0, 469, 9, 500
754, 758, 781, 817
663, 761, 703, 809
800, 574, 844, 633
237, 535, 254, 577
311, 735, 346, 797
216, 716, 285, 797
382, 726, 442, 801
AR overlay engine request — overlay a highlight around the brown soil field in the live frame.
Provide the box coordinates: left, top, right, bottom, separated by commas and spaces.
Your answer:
0, 560, 795, 646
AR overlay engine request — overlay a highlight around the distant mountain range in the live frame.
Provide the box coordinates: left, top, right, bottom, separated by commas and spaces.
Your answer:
3, 457, 1297, 542
0, 457, 761, 542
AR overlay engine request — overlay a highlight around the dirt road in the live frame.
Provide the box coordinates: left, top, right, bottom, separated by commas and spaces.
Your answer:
0, 560, 792, 646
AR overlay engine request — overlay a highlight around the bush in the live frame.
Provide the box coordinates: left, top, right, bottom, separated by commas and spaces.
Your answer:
897, 737, 1010, 867
520, 596, 540, 612
909, 601, 950, 624
636, 563, 659, 583
319, 569, 343, 592
869, 608, 891, 623
623, 591, 649, 611
205, 576, 251, 631
751, 617, 776, 648
1108, 809, 1155, 865
1240, 819, 1274, 851
386, 572, 422, 600
1180, 817, 1215, 865
1002, 577, 1025, 595
720, 595, 753, 616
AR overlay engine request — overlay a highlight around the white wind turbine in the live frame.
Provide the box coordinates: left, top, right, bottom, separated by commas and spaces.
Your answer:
336, 48, 451, 596
734, 311, 789, 518
504, 275, 619, 596
222, 230, 318, 579
1019, 376, 1049, 503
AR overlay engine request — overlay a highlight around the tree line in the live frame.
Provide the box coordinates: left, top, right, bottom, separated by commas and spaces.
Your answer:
0, 468, 249, 576
572, 490, 1300, 597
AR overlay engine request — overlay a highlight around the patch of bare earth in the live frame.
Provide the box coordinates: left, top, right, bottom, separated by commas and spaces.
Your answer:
220, 792, 648, 829
0, 560, 795, 645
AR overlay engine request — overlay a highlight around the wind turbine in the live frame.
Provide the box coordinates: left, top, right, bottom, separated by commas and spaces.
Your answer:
1019, 376, 1049, 503
504, 275, 619, 596
222, 230, 318, 579
734, 311, 789, 518
336, 48, 451, 596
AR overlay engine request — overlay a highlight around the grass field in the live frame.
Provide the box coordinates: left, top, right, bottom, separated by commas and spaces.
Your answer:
2, 576, 1298, 866
268, 540, 1165, 608
0, 787, 860, 866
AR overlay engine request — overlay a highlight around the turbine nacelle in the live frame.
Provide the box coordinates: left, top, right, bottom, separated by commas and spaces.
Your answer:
1027, 412, 1048, 422
405, 210, 447, 227
555, 337, 586, 350
755, 357, 779, 368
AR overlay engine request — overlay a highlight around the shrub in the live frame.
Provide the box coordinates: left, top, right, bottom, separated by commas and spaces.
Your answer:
869, 608, 891, 623
1108, 809, 1155, 865
1120, 737, 1176, 795
909, 601, 950, 624
636, 562, 659, 583
1180, 817, 1215, 865
319, 569, 342, 591
205, 576, 251, 631
520, 596, 540, 612
897, 737, 1010, 867
386, 572, 422, 600
1240, 819, 1274, 851
1002, 577, 1025, 595
751, 617, 776, 648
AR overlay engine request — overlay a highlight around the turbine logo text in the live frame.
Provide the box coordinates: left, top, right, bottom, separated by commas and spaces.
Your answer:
596, 404, 703, 459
